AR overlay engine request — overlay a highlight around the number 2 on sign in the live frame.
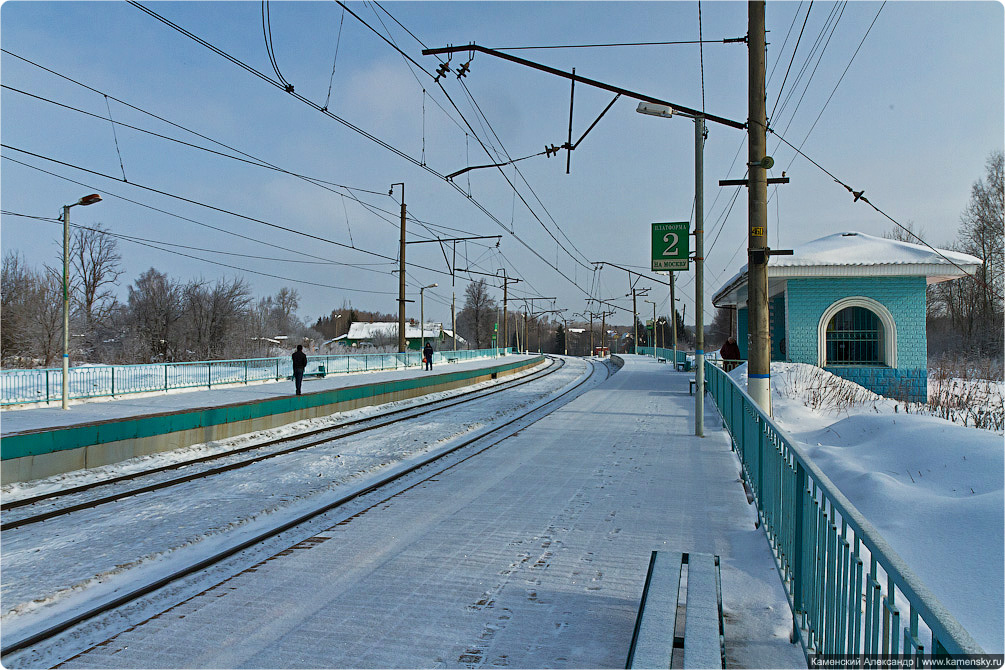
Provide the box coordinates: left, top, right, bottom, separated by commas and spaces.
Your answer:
662, 232, 678, 256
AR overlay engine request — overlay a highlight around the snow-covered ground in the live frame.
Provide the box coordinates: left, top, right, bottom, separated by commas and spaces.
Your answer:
2, 355, 807, 670
729, 361, 1004, 653
0, 357, 607, 666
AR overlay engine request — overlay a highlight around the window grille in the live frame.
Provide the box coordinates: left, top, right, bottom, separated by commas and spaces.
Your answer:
825, 306, 882, 364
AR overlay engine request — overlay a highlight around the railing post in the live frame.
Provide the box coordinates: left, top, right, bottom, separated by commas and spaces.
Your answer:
792, 461, 807, 643
164, 364, 169, 393
46, 369, 50, 403
111, 366, 115, 397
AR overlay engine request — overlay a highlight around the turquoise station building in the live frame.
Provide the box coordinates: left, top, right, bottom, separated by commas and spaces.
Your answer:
711, 231, 982, 402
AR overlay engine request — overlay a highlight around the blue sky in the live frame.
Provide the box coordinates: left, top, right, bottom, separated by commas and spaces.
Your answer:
2, 1, 1002, 330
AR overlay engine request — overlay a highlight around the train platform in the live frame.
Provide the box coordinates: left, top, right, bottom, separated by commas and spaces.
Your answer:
52, 354, 806, 669
0, 353, 543, 484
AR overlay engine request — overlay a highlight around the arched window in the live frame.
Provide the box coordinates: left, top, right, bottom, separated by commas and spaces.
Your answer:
817, 297, 896, 367
826, 306, 881, 364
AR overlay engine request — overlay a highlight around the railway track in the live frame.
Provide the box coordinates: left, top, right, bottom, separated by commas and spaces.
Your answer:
1, 356, 564, 530
1, 356, 611, 662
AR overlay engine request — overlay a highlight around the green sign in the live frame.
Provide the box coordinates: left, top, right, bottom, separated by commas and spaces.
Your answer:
651, 221, 690, 271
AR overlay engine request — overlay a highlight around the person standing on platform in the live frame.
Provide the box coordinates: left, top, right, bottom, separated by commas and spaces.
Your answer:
719, 336, 742, 372
423, 341, 434, 371
292, 344, 308, 395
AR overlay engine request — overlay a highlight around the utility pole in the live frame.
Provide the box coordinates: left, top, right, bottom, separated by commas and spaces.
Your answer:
406, 235, 500, 352
747, 1, 771, 413
391, 183, 407, 354
694, 116, 706, 437
630, 287, 650, 354
497, 269, 522, 354
670, 272, 678, 355
644, 299, 658, 351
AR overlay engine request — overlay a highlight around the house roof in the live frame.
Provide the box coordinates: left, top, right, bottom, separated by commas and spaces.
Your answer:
712, 231, 983, 307
345, 322, 444, 340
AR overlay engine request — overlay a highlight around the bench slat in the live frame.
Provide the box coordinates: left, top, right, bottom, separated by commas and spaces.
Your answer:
683, 554, 722, 669
627, 551, 678, 669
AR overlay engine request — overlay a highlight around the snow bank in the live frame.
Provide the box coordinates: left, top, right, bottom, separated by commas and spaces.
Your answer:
727, 362, 1004, 652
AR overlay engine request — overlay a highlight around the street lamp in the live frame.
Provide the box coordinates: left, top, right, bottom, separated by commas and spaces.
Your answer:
636, 101, 706, 438
420, 283, 437, 351
644, 299, 658, 351
60, 193, 102, 409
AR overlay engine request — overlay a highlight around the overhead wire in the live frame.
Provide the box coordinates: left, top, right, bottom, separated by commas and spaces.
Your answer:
342, 1, 599, 282
2, 155, 399, 276
5, 211, 399, 294
0, 145, 468, 281
124, 0, 598, 300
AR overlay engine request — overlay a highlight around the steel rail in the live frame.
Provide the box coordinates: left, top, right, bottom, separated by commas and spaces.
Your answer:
0, 357, 609, 659
1, 357, 563, 529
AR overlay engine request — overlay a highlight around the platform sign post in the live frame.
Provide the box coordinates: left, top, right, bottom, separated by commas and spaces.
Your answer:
652, 222, 690, 272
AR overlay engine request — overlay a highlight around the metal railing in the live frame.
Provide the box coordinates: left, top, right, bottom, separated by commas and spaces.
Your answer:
636, 346, 689, 368
703, 360, 985, 662
0, 347, 512, 406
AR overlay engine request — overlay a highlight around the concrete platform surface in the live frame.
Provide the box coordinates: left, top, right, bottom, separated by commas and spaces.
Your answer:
44, 355, 807, 669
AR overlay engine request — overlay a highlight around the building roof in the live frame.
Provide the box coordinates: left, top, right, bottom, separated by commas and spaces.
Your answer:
346, 322, 444, 340
712, 231, 983, 307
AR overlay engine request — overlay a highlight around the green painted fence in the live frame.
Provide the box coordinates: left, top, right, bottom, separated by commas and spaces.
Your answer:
703, 360, 984, 663
0, 348, 512, 406
1, 354, 536, 463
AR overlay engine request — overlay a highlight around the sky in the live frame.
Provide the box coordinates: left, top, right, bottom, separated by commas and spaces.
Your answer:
1, 1, 1002, 332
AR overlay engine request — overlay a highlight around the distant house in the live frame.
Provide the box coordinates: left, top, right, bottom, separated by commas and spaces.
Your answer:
712, 231, 982, 402
342, 322, 449, 351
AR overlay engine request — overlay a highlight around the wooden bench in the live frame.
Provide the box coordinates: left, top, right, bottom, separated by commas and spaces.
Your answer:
626, 552, 724, 669
689, 378, 696, 395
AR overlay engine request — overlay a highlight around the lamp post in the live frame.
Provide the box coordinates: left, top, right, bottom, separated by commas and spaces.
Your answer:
644, 299, 658, 352
59, 194, 102, 409
420, 283, 437, 351
636, 102, 705, 437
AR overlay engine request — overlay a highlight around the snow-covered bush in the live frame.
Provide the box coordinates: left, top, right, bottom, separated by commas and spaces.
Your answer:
771, 363, 881, 413
925, 357, 1005, 431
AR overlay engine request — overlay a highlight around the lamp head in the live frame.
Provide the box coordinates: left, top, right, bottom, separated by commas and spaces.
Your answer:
77, 194, 102, 206
636, 102, 674, 118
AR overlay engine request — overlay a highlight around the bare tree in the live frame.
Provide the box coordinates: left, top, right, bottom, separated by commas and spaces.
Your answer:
1, 253, 62, 366
125, 268, 183, 362
181, 277, 252, 359
928, 151, 1004, 358
2, 252, 35, 364
456, 279, 498, 349
68, 223, 123, 357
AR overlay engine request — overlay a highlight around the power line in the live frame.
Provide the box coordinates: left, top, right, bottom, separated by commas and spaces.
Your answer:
0, 146, 465, 281
770, 1, 814, 120
488, 38, 747, 50
4, 211, 399, 294
126, 1, 596, 302
766, 128, 999, 299
2, 53, 502, 253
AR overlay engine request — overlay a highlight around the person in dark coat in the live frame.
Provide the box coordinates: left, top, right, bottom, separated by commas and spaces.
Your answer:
423, 341, 433, 371
292, 344, 308, 395
719, 336, 742, 372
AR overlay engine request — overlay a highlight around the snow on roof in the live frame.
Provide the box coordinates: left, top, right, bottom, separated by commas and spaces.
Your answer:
346, 322, 443, 340
713, 231, 983, 306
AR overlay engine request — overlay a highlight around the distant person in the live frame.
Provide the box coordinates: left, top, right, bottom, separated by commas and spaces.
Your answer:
292, 344, 308, 395
719, 336, 742, 372
423, 341, 434, 371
